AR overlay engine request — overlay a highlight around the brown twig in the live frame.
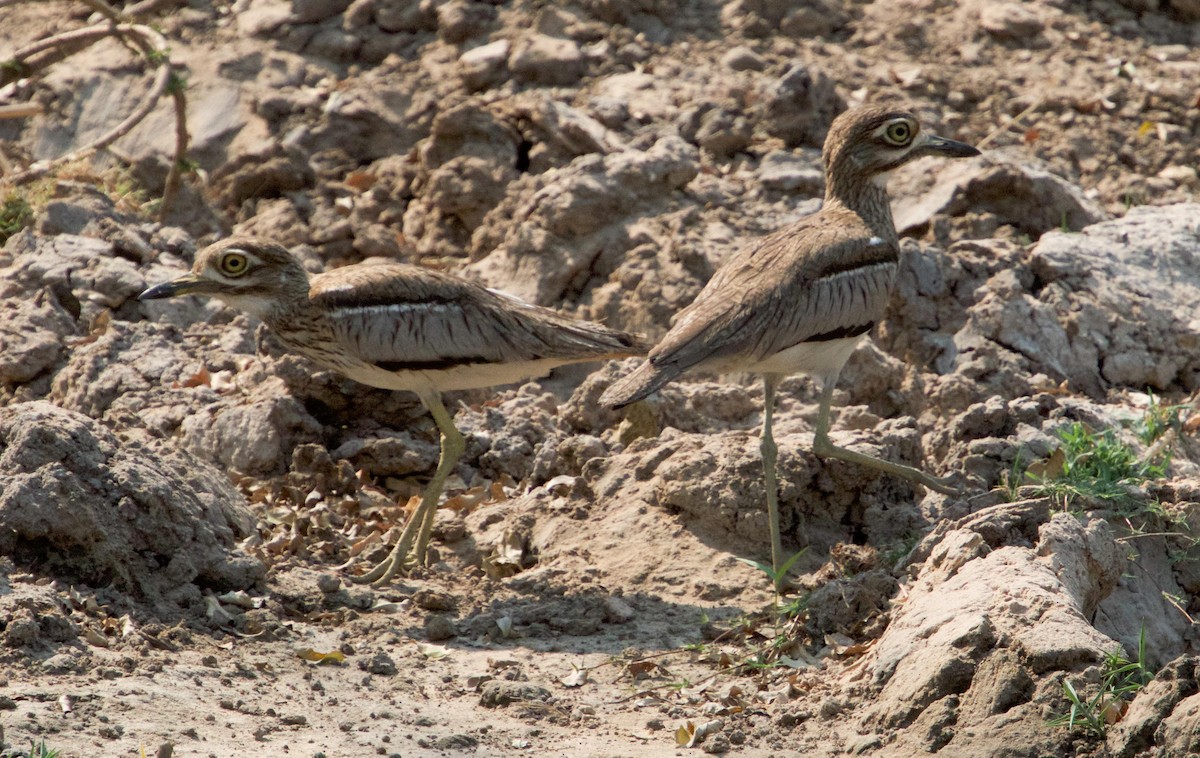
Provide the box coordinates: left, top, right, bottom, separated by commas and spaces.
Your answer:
159, 75, 190, 221
4, 14, 189, 219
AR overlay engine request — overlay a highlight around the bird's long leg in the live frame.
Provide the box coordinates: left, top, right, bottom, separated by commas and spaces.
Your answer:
810, 377, 958, 495
352, 391, 464, 586
411, 392, 464, 564
761, 374, 785, 582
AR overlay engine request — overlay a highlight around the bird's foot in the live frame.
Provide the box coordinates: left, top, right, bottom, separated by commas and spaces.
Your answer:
350, 537, 423, 586
813, 439, 964, 497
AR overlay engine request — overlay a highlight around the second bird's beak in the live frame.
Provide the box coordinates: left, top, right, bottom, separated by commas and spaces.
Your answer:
139, 273, 208, 300
919, 133, 981, 159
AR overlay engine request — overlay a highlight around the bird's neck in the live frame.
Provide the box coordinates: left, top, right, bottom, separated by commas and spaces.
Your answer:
253, 270, 316, 327
824, 172, 899, 245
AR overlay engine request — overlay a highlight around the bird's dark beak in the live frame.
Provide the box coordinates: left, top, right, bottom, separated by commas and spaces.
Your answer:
919, 133, 981, 158
139, 273, 208, 300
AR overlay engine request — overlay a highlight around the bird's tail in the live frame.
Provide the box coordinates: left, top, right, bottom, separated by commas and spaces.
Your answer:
599, 360, 675, 409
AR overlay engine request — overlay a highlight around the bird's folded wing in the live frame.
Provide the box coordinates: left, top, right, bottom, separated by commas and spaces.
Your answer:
648, 229, 897, 375
311, 263, 639, 368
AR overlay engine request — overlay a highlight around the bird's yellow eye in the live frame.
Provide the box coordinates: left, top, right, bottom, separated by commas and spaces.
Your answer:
219, 252, 249, 276
884, 120, 914, 146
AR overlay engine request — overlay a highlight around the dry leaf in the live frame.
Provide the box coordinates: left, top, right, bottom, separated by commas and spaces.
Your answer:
344, 170, 378, 191
1022, 127, 1040, 144
84, 627, 109, 648
687, 719, 723, 748
624, 660, 663, 680
560, 666, 589, 688
296, 648, 346, 665
180, 366, 211, 388
417, 643, 451, 660
1104, 699, 1128, 724
67, 309, 111, 346
675, 722, 695, 747
204, 595, 236, 625
1137, 120, 1155, 137
1025, 448, 1066, 480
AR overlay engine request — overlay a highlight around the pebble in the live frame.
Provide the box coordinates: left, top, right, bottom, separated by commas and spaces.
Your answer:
425, 614, 457, 641
721, 45, 765, 71
510, 34, 585, 86
979, 3, 1045, 39
479, 681, 551, 708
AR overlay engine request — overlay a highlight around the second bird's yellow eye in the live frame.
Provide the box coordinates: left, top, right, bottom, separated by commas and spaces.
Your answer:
219, 252, 249, 276
884, 121, 913, 145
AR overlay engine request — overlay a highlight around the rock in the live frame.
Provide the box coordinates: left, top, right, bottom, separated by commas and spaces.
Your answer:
3, 611, 40, 648
305, 28, 361, 61
374, 0, 437, 32
41, 653, 79, 674
757, 150, 825, 194
720, 0, 844, 37
209, 143, 316, 208
469, 136, 699, 305
781, 0, 848, 37
1035, 515, 1122, 618
509, 34, 586, 87
760, 64, 844, 148
290, 0, 352, 24
677, 103, 753, 159
869, 511, 1120, 735
603, 595, 636, 623
437, 0, 495, 44
1106, 657, 1200, 757
0, 402, 264, 605
459, 39, 510, 91
179, 386, 324, 476
979, 3, 1045, 40
412, 588, 456, 611
425, 614, 457, 641
1168, 0, 1200, 18
435, 734, 478, 749
359, 651, 398, 675
891, 149, 1108, 239
479, 681, 551, 707
0, 294, 74, 389
721, 45, 765, 71
1158, 692, 1200, 752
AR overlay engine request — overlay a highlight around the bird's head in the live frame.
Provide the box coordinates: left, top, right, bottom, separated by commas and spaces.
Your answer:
822, 105, 980, 197
139, 237, 311, 321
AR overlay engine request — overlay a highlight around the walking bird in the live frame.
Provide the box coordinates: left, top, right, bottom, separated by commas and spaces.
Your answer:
600, 105, 980, 583
141, 238, 648, 585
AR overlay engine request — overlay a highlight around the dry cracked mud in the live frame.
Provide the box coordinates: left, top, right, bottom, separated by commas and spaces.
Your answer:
2, 0, 1200, 756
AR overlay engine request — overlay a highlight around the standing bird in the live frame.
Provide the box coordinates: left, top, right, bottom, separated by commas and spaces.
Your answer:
141, 238, 649, 585
600, 105, 980, 583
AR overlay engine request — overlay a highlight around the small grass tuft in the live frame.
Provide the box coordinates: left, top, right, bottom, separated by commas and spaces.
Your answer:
1025, 422, 1167, 508
1050, 625, 1153, 736
1135, 390, 1185, 446
0, 193, 33, 245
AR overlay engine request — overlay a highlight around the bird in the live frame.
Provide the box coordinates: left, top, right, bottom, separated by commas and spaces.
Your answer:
600, 104, 980, 586
140, 237, 649, 585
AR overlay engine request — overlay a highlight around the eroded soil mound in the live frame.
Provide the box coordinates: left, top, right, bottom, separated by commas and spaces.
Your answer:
1, 0, 1200, 755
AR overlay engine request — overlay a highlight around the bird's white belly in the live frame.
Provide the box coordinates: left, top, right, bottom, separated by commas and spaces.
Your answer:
339, 358, 569, 394
741, 335, 865, 380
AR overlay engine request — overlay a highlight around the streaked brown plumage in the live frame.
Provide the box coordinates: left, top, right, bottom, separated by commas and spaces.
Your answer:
141, 238, 648, 584
601, 105, 980, 586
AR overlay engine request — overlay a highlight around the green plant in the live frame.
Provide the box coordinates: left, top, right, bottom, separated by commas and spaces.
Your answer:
1136, 390, 1185, 446
737, 548, 807, 594
0, 193, 33, 244
26, 738, 63, 758
1028, 422, 1167, 507
1050, 626, 1153, 736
